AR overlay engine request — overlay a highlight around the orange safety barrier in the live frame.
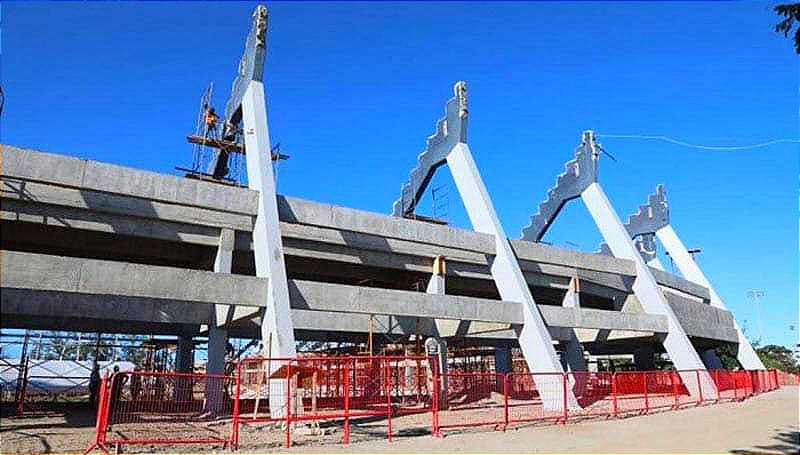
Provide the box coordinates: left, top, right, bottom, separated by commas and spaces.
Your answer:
712, 370, 749, 402
83, 358, 785, 452
236, 355, 435, 446
436, 372, 506, 432
777, 370, 799, 386
84, 370, 238, 454
506, 372, 566, 426
566, 371, 614, 419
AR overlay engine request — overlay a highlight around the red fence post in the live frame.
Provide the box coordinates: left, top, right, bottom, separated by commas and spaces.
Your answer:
611, 372, 618, 418
83, 372, 108, 455
343, 359, 350, 445
670, 371, 679, 409
502, 373, 509, 431
386, 359, 393, 442
695, 370, 703, 406
643, 372, 649, 414
232, 366, 241, 449
745, 370, 751, 397
285, 361, 292, 449
562, 373, 569, 423
431, 359, 439, 437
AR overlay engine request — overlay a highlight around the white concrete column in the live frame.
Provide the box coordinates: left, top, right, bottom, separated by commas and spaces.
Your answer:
560, 277, 587, 374
446, 143, 575, 410
242, 81, 295, 418
656, 225, 764, 369
581, 183, 716, 398
425, 256, 450, 409
242, 81, 296, 358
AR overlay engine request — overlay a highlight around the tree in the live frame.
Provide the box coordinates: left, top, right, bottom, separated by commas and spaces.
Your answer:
713, 344, 741, 370
756, 344, 799, 373
774, 3, 800, 54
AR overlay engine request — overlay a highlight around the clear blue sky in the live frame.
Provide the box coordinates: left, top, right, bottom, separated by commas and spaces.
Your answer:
2, 2, 798, 349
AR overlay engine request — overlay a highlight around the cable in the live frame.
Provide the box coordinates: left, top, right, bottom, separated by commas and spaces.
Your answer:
596, 134, 799, 151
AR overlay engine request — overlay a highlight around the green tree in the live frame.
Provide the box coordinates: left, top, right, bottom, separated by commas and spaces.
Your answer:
756, 344, 799, 372
775, 3, 800, 54
32, 331, 115, 362
713, 344, 741, 370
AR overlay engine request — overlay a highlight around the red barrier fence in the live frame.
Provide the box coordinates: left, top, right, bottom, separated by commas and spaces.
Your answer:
566, 371, 615, 419
777, 370, 800, 386
236, 356, 435, 447
84, 360, 785, 453
84, 371, 238, 454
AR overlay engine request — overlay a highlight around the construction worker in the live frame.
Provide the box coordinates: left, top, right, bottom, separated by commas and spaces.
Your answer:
221, 121, 235, 142
204, 107, 220, 139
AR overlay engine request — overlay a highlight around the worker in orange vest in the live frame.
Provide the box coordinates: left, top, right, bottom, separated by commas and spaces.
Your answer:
204, 107, 220, 139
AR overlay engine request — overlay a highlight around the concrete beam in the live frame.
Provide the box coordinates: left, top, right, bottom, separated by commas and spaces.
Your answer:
2, 145, 258, 214
2, 178, 254, 232
1, 144, 710, 300
3, 251, 740, 344
1, 250, 267, 307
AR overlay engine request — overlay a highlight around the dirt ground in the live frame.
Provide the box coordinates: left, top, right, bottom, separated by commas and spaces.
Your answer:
1, 387, 797, 454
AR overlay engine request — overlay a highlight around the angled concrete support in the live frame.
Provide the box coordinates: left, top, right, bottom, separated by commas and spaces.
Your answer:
242, 81, 295, 418
393, 83, 572, 409
656, 225, 764, 369
522, 132, 715, 399
615, 186, 762, 370
243, 82, 296, 360
220, 6, 295, 418
582, 182, 714, 396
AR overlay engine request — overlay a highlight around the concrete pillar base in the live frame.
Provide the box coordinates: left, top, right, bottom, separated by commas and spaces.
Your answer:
173, 335, 194, 401
633, 346, 656, 371
205, 326, 228, 414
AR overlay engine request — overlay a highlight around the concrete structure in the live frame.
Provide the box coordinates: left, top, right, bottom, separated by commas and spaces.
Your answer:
521, 132, 716, 397
602, 185, 764, 370
0, 4, 750, 409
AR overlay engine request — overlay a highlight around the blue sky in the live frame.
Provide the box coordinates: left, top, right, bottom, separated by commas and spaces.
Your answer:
2, 2, 798, 350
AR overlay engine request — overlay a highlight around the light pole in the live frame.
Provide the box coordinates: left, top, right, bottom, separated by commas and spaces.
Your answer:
746, 290, 765, 343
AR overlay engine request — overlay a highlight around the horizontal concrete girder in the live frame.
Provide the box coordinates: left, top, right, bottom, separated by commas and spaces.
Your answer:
288, 279, 668, 331
3, 251, 673, 334
2, 145, 258, 214
1, 250, 268, 307
1, 145, 710, 301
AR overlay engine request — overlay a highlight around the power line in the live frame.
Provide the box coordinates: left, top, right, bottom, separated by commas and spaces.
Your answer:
596, 134, 799, 151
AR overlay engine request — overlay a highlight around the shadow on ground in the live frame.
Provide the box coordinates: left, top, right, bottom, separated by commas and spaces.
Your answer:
730, 427, 800, 455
